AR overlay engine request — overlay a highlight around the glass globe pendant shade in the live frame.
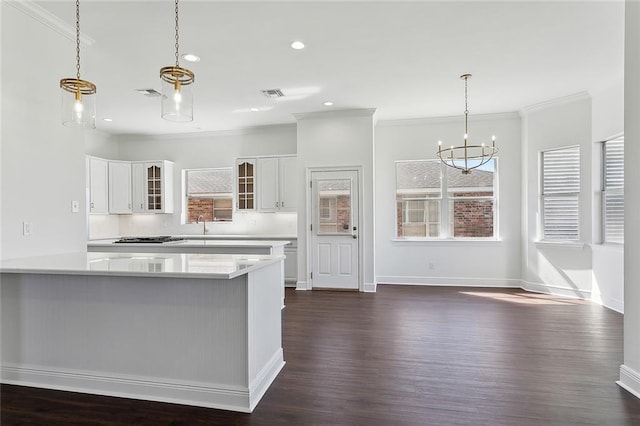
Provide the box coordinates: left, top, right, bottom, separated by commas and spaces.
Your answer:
60, 78, 96, 128
160, 66, 194, 122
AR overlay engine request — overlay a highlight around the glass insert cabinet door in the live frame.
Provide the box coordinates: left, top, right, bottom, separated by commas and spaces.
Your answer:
147, 164, 162, 211
237, 160, 255, 210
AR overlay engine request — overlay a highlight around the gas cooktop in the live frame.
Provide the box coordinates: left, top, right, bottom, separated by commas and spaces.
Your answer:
114, 236, 185, 244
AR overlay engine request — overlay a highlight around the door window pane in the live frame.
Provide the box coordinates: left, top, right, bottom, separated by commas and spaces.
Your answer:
317, 179, 351, 234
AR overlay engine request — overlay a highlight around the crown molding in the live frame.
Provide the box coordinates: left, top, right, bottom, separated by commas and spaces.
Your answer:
6, 0, 95, 46
377, 111, 520, 128
293, 108, 377, 121
117, 123, 297, 142
519, 91, 590, 116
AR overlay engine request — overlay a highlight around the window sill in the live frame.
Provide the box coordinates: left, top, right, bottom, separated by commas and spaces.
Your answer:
534, 241, 585, 250
392, 238, 502, 244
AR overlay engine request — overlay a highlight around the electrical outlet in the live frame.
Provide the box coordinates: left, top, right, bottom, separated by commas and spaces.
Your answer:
429, 262, 435, 270
22, 221, 32, 236
71, 200, 80, 213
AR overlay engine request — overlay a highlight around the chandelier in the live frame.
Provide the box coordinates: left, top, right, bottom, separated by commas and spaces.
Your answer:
60, 0, 96, 128
160, 0, 195, 122
437, 74, 497, 174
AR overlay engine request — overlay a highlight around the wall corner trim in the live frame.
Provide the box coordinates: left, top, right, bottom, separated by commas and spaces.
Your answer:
6, 0, 95, 45
618, 365, 640, 400
293, 108, 377, 121
519, 91, 591, 116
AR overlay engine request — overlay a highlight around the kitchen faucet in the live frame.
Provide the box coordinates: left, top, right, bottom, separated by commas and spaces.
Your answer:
196, 215, 207, 235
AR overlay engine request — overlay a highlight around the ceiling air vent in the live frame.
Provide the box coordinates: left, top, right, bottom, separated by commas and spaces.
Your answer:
261, 89, 285, 98
136, 88, 162, 98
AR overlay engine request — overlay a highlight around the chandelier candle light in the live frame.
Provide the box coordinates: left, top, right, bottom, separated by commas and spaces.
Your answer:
437, 74, 497, 174
160, 0, 195, 122
60, 0, 96, 128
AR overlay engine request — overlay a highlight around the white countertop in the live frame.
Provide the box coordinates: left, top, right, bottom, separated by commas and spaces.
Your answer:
0, 252, 284, 280
87, 238, 291, 248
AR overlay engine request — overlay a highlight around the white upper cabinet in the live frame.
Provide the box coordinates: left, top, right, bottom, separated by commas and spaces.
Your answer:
258, 156, 297, 212
132, 161, 174, 214
131, 163, 146, 213
88, 157, 109, 214
108, 161, 132, 214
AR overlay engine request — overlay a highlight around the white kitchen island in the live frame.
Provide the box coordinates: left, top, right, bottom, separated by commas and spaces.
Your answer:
86, 238, 289, 255
0, 252, 285, 413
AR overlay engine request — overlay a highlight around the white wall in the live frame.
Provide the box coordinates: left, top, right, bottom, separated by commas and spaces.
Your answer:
295, 109, 376, 291
521, 93, 593, 298
103, 125, 297, 237
619, 0, 640, 398
375, 113, 522, 286
1, 3, 88, 260
591, 78, 624, 312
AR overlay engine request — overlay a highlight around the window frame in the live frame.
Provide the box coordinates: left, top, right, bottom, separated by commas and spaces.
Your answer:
184, 167, 234, 224
602, 136, 624, 244
394, 158, 498, 240
539, 145, 581, 242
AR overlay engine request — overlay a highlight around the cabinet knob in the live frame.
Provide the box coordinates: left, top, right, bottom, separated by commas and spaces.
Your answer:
276, 201, 279, 208
91, 202, 94, 208
128, 203, 131, 209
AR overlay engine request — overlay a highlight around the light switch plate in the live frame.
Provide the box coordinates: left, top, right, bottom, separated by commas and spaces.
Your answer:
22, 221, 32, 236
72, 200, 80, 213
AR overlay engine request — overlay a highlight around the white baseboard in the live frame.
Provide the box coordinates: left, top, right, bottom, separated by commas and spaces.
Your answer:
376, 276, 520, 288
2, 353, 284, 413
618, 365, 640, 399
248, 350, 285, 411
363, 282, 376, 292
296, 280, 308, 290
521, 280, 591, 299
590, 290, 624, 314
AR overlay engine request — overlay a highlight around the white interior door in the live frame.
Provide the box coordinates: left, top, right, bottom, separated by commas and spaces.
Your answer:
310, 170, 359, 290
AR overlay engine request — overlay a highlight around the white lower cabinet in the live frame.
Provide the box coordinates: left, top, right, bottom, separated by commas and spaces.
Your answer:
284, 241, 297, 284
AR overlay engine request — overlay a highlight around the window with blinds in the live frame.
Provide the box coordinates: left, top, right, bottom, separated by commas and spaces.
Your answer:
541, 146, 580, 241
185, 168, 233, 223
603, 137, 624, 243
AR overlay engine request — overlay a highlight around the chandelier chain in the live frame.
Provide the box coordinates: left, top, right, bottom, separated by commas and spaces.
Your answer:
75, 0, 81, 79
463, 75, 469, 135
174, 0, 180, 66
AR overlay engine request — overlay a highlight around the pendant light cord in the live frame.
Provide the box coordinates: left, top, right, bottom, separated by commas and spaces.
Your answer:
174, 0, 180, 67
75, 0, 81, 80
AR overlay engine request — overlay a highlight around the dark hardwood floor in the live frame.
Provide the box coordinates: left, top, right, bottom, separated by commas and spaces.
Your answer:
3, 286, 640, 425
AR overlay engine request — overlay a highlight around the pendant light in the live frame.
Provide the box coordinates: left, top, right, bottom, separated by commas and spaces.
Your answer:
437, 74, 497, 174
60, 0, 96, 128
160, 0, 194, 122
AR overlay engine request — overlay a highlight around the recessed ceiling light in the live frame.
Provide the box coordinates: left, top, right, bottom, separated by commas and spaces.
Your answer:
291, 41, 305, 50
181, 53, 200, 62
250, 107, 260, 112
323, 101, 334, 106
103, 118, 113, 122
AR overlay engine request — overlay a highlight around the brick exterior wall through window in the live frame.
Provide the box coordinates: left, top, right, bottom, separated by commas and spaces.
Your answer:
188, 198, 214, 223
452, 191, 493, 238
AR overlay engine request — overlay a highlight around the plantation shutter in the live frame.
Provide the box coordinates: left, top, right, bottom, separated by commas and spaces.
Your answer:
603, 137, 624, 243
541, 147, 580, 241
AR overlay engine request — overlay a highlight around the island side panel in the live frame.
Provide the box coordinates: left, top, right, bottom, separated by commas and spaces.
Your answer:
246, 259, 286, 411
1, 273, 252, 410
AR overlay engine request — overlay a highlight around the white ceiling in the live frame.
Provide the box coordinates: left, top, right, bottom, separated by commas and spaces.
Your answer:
32, 0, 624, 136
